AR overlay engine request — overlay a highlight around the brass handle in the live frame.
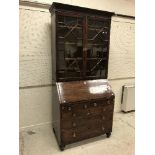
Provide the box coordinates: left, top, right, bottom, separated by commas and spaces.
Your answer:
72, 113, 76, 117
68, 107, 72, 111
102, 116, 105, 120
94, 103, 97, 107
107, 100, 110, 104
73, 132, 76, 138
102, 126, 105, 131
87, 111, 90, 115
103, 108, 106, 112
72, 122, 76, 127
84, 104, 87, 109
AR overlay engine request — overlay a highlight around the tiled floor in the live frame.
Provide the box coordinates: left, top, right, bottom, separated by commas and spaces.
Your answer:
19, 112, 135, 155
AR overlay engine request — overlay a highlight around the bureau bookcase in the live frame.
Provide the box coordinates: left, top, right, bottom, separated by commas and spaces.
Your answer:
49, 3, 115, 150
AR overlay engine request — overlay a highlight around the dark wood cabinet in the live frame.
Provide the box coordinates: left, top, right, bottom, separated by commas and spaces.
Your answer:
49, 3, 115, 151
49, 3, 114, 82
52, 79, 115, 150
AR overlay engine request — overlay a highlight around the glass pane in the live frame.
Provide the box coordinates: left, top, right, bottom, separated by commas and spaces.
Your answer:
57, 15, 83, 81
86, 18, 110, 78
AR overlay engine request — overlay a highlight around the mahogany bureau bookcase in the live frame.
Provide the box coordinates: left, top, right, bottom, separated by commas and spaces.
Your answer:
49, 2, 115, 150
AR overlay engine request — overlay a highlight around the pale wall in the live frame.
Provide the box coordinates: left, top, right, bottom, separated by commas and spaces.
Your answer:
19, 0, 135, 128
20, 0, 135, 16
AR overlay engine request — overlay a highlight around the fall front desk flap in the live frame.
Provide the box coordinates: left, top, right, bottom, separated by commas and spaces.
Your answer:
57, 79, 114, 104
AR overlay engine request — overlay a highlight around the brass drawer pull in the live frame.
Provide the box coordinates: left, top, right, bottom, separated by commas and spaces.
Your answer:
103, 108, 106, 112
102, 116, 105, 120
87, 111, 90, 115
102, 126, 105, 131
68, 107, 72, 111
94, 102, 97, 107
72, 113, 76, 117
73, 132, 76, 138
84, 104, 87, 109
72, 122, 76, 127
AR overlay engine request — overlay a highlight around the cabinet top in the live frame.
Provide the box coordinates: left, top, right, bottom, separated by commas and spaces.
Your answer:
57, 79, 114, 104
49, 2, 114, 17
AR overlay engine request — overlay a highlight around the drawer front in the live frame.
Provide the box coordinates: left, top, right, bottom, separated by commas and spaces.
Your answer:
61, 100, 114, 120
61, 114, 113, 129
61, 121, 112, 144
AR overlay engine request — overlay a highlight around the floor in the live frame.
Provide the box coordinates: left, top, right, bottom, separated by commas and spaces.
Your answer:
19, 112, 135, 155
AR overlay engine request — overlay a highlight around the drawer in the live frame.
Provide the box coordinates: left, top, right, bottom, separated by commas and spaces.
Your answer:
61, 114, 113, 129
61, 121, 112, 144
61, 102, 114, 120
61, 99, 112, 112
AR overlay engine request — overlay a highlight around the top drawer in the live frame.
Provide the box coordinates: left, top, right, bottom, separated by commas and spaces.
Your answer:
61, 99, 114, 120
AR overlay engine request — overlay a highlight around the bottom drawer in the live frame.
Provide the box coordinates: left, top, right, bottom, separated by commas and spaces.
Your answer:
61, 121, 112, 144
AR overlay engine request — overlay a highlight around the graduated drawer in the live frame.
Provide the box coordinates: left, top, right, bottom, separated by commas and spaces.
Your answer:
61, 121, 112, 144
61, 114, 113, 129
61, 101, 114, 120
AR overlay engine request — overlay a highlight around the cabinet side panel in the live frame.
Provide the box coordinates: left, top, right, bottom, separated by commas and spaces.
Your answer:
51, 14, 61, 144
52, 83, 61, 144
51, 14, 56, 82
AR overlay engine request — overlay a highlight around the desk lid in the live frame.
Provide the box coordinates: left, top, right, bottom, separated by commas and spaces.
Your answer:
57, 79, 114, 104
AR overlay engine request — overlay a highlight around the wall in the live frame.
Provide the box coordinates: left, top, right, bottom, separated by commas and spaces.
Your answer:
19, 0, 135, 128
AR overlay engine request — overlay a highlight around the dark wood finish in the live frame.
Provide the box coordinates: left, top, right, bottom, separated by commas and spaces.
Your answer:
49, 2, 114, 17
49, 2, 114, 82
57, 79, 114, 103
52, 79, 115, 150
49, 3, 115, 151
115, 13, 135, 19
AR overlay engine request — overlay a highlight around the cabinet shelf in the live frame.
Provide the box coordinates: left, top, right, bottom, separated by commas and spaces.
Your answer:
58, 41, 109, 45
58, 36, 82, 40
87, 58, 107, 60
58, 70, 81, 73
64, 58, 107, 60
58, 42, 80, 45
88, 26, 109, 30
57, 24, 82, 29
58, 22, 109, 31
87, 39, 109, 41
65, 58, 82, 60
87, 42, 109, 46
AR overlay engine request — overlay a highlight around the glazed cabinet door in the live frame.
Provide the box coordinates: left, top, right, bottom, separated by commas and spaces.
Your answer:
56, 13, 84, 81
85, 16, 111, 79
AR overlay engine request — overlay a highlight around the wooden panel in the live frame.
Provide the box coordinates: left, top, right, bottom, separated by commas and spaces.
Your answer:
108, 21, 135, 79
61, 103, 114, 120
109, 78, 135, 112
19, 87, 52, 128
19, 9, 52, 87
61, 122, 110, 144
58, 80, 114, 104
